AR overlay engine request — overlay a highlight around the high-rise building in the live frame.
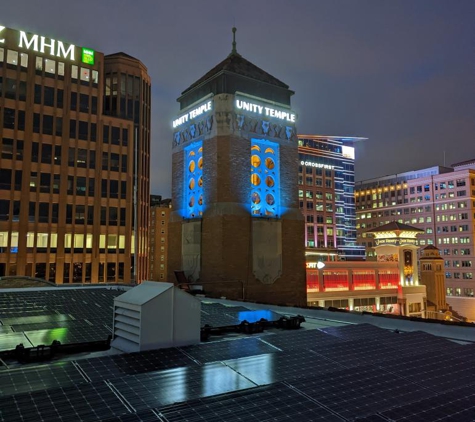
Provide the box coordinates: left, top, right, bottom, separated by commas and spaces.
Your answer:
149, 197, 171, 282
167, 29, 306, 305
0, 25, 151, 284
298, 135, 365, 261
355, 161, 475, 319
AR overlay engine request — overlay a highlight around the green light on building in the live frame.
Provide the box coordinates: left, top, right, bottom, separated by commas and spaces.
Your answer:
81, 47, 95, 65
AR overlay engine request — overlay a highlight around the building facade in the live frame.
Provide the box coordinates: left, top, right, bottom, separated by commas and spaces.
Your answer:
298, 135, 365, 262
0, 25, 151, 284
355, 161, 475, 319
167, 30, 306, 305
149, 197, 171, 282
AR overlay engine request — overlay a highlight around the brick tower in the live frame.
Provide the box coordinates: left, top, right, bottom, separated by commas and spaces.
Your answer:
167, 29, 306, 306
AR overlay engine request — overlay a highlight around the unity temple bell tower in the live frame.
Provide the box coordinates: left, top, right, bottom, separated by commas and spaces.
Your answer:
168, 29, 306, 305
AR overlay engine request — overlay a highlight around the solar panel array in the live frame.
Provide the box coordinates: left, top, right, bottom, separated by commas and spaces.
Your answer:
0, 317, 474, 421
0, 291, 284, 352
0, 289, 121, 351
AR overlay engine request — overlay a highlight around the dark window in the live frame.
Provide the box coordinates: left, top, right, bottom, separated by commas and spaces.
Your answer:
0, 200, 9, 221
34, 84, 42, 103
69, 119, 76, 138
90, 123, 96, 141
87, 206, 94, 224
55, 116, 62, 136
70, 91, 77, 111
111, 127, 120, 145
102, 152, 108, 170
18, 81, 26, 101
17, 110, 25, 131
0, 169, 11, 189
78, 121, 88, 140
67, 175, 74, 195
43, 115, 53, 135
88, 178, 95, 196
52, 204, 59, 223
33, 113, 41, 133
5, 78, 16, 99
53, 174, 60, 193
76, 177, 86, 195
109, 207, 118, 226
57, 89, 64, 108
79, 94, 89, 112
31, 143, 39, 162
41, 144, 52, 164
54, 146, 61, 164
121, 155, 127, 172
103, 125, 109, 143
66, 204, 73, 223
110, 180, 119, 198
110, 153, 119, 171
3, 108, 15, 129
91, 96, 97, 114
39, 173, 50, 193
122, 128, 128, 146
14, 170, 23, 190
77, 149, 87, 167
28, 202, 36, 222
120, 208, 126, 226
1, 138, 13, 159
101, 179, 107, 197
89, 151, 96, 168
120, 181, 127, 199
68, 148, 75, 166
38, 202, 49, 222
44, 86, 54, 106
75, 205, 85, 224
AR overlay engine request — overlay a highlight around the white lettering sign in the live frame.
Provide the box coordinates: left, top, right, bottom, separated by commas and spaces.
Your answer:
235, 99, 296, 123
173, 100, 212, 128
0, 26, 5, 44
19, 30, 75, 60
300, 160, 335, 170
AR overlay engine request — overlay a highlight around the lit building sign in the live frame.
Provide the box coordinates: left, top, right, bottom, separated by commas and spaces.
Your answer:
235, 99, 296, 123
375, 238, 418, 246
0, 25, 95, 64
81, 48, 95, 65
173, 100, 212, 128
342, 145, 355, 160
300, 160, 334, 170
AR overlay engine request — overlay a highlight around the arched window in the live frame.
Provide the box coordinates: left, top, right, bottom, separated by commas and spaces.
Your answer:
250, 138, 280, 217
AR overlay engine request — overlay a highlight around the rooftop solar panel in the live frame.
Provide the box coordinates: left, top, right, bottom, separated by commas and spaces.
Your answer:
223, 350, 343, 385
258, 328, 345, 352
287, 364, 434, 420
380, 386, 475, 421
109, 363, 256, 412
158, 382, 344, 422
0, 361, 87, 396
0, 332, 33, 352
180, 337, 279, 364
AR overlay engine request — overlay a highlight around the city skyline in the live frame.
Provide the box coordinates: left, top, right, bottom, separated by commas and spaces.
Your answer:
3, 0, 474, 196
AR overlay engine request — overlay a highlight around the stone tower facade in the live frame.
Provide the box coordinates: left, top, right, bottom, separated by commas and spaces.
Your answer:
167, 31, 306, 306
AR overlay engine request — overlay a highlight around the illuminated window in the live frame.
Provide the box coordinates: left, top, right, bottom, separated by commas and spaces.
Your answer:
250, 139, 280, 217
184, 141, 203, 218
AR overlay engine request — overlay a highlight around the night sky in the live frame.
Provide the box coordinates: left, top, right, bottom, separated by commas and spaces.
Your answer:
3, 1, 475, 196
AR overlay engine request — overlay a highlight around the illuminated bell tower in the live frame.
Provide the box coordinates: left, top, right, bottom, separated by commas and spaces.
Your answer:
167, 29, 306, 306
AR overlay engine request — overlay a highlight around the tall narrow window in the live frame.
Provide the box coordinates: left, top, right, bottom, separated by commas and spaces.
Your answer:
184, 141, 203, 218
250, 138, 280, 217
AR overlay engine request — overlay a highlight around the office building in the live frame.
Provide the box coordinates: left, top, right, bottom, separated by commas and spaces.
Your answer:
298, 135, 365, 262
0, 25, 151, 284
149, 197, 171, 281
355, 161, 475, 319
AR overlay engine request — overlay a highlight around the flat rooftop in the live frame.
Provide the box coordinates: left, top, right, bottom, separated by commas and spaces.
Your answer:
1, 285, 475, 421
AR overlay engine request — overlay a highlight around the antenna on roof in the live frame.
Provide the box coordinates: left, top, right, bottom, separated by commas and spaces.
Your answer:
231, 27, 237, 54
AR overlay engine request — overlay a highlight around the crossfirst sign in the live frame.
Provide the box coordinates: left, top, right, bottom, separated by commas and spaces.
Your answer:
235, 98, 296, 123
173, 100, 212, 128
0, 25, 94, 64
300, 160, 335, 170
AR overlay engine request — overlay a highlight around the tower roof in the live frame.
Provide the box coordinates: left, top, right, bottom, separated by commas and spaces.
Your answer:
178, 28, 292, 108
181, 51, 289, 96
365, 221, 424, 234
